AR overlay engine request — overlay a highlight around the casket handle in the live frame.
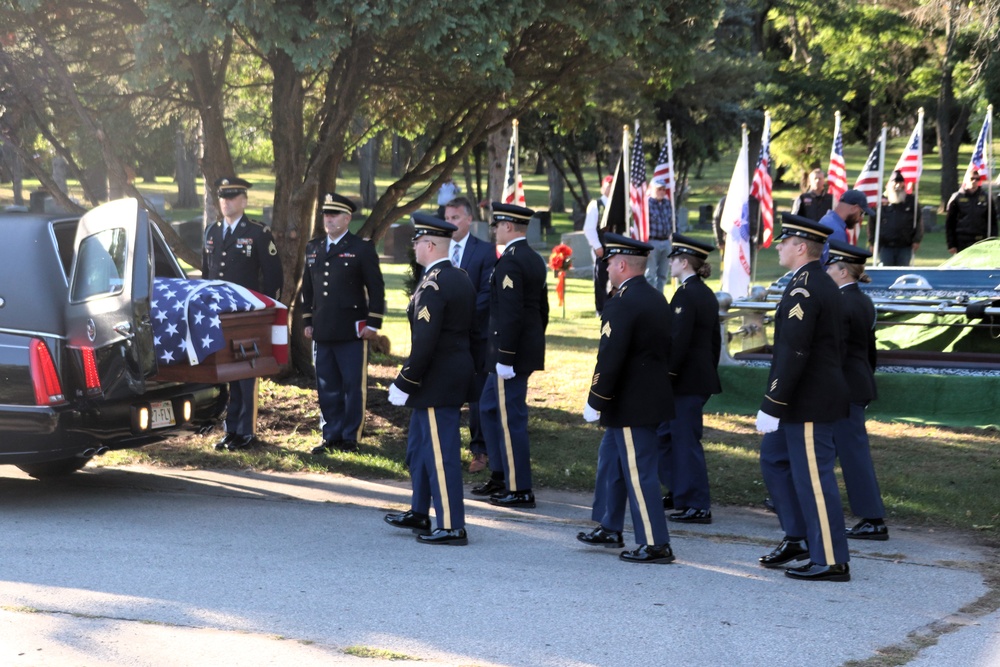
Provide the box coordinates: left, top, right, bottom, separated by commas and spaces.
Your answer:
233, 338, 262, 367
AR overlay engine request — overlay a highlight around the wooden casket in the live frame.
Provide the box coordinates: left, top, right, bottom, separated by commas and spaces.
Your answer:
149, 278, 287, 384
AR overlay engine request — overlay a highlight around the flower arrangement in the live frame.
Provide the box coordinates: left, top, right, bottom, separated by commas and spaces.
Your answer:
549, 244, 573, 273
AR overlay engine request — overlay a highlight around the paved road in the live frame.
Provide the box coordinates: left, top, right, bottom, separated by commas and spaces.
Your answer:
1, 465, 997, 666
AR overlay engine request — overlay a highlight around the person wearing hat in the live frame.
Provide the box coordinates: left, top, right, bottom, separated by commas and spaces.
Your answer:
819, 188, 874, 247
582, 175, 614, 316
384, 214, 477, 545
203, 176, 284, 451
870, 170, 922, 266
644, 177, 674, 292
825, 239, 889, 541
661, 234, 721, 525
301, 192, 386, 455
755, 213, 852, 582
577, 233, 676, 564
945, 168, 996, 254
471, 202, 548, 508
790, 168, 833, 223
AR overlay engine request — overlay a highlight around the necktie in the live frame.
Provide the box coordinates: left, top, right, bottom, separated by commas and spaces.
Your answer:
451, 242, 460, 267
224, 225, 231, 241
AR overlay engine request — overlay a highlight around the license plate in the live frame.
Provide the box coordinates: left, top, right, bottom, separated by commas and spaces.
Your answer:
149, 400, 176, 429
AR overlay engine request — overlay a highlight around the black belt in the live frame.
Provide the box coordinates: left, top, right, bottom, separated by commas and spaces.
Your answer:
650, 236, 669, 241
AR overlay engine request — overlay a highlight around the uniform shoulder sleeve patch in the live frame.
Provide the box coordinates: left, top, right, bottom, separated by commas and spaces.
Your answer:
789, 287, 810, 298
269, 240, 277, 255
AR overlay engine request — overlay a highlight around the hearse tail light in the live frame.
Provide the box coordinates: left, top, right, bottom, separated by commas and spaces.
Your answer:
135, 406, 150, 431
81, 347, 102, 396
29, 339, 67, 406
182, 399, 192, 422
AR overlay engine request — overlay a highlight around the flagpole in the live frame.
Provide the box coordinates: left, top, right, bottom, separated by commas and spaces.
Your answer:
913, 108, 924, 235
750, 111, 769, 288
872, 125, 887, 260
512, 119, 520, 198
666, 120, 676, 232
988, 105, 994, 238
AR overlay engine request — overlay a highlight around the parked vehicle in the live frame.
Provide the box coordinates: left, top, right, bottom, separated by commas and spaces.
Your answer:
0, 198, 227, 477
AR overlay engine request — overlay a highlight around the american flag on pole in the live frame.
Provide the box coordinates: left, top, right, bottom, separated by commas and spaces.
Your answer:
749, 113, 773, 248
720, 127, 751, 298
501, 120, 526, 206
827, 112, 847, 203
892, 121, 923, 194
653, 126, 674, 201
963, 114, 991, 187
854, 141, 883, 209
151, 278, 288, 366
629, 121, 649, 241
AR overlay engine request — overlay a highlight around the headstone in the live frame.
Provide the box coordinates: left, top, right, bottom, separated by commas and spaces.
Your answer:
470, 220, 491, 242
29, 189, 50, 213
526, 215, 542, 245
698, 204, 713, 229
51, 156, 68, 194
560, 231, 593, 277
171, 218, 205, 254
921, 206, 937, 233
383, 221, 414, 263
570, 201, 586, 231
677, 206, 690, 233
144, 194, 167, 218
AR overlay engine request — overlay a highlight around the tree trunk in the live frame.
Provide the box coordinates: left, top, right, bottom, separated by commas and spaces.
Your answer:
547, 152, 565, 213
486, 125, 511, 204
174, 125, 199, 208
358, 133, 379, 209
936, 4, 970, 210
0, 142, 24, 206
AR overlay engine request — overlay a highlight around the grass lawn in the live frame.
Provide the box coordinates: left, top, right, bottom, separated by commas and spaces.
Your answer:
5, 144, 999, 543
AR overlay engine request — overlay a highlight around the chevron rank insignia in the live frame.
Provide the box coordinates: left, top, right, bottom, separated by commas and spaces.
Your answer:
503, 274, 514, 289
788, 303, 805, 320
592, 373, 600, 386
601, 321, 612, 338
770, 379, 778, 392
417, 306, 431, 322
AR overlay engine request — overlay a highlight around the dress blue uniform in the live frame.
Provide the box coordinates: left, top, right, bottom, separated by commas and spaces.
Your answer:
456, 231, 495, 460
581, 234, 676, 563
826, 240, 887, 539
202, 177, 283, 448
300, 193, 385, 449
386, 215, 477, 544
664, 235, 721, 522
479, 203, 548, 507
759, 215, 851, 580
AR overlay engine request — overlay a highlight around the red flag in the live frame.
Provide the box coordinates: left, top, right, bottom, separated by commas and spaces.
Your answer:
749, 114, 773, 248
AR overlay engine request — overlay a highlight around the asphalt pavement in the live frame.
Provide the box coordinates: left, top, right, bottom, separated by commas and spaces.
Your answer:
0, 464, 998, 666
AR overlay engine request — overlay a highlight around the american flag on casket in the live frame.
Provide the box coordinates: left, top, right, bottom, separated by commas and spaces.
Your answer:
151, 278, 288, 366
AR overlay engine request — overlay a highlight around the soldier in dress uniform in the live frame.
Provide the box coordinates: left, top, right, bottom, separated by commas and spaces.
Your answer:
470, 202, 548, 509
384, 214, 477, 545
663, 234, 721, 525
756, 213, 852, 582
577, 233, 676, 564
825, 239, 889, 541
301, 193, 386, 454
202, 176, 284, 451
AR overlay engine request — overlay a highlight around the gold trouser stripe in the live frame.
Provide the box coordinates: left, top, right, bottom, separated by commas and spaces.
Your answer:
623, 427, 654, 543
498, 376, 516, 491
355, 340, 369, 441
251, 377, 259, 428
427, 407, 452, 530
804, 422, 835, 564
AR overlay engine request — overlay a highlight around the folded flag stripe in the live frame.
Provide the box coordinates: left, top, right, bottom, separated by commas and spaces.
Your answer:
151, 278, 288, 367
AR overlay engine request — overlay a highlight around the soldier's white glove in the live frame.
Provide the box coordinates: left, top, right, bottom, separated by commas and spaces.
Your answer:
755, 410, 780, 434
388, 384, 409, 407
496, 363, 516, 380
583, 403, 601, 423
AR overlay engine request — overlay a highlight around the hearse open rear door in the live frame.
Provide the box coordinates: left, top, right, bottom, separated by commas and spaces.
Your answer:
65, 198, 157, 399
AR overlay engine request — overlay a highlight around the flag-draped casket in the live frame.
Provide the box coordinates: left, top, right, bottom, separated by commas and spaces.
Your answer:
150, 278, 289, 383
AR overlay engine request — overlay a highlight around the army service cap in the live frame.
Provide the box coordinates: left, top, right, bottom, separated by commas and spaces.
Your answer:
490, 202, 535, 226
603, 233, 653, 259
321, 193, 357, 215
216, 177, 251, 199
412, 212, 457, 240
668, 233, 716, 260
825, 239, 872, 265
775, 213, 834, 243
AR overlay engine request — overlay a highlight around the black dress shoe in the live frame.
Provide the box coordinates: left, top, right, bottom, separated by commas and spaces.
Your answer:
416, 528, 468, 545
662, 492, 674, 510
669, 508, 712, 524
214, 433, 237, 450
226, 434, 257, 450
847, 519, 889, 541
577, 526, 624, 548
311, 439, 338, 455
759, 539, 809, 568
763, 496, 776, 513
470, 478, 506, 497
489, 491, 536, 508
384, 510, 431, 533
785, 561, 851, 582
337, 440, 360, 453
619, 544, 675, 564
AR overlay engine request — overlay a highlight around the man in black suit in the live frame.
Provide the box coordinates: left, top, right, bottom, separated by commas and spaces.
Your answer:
202, 176, 284, 451
384, 214, 477, 546
756, 213, 852, 582
472, 202, 548, 509
443, 197, 494, 473
577, 233, 676, 564
301, 193, 386, 454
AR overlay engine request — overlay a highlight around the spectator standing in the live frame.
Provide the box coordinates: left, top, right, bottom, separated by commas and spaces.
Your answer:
202, 177, 283, 451
790, 168, 833, 222
870, 170, 922, 266
583, 175, 613, 316
644, 178, 674, 292
945, 169, 996, 254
